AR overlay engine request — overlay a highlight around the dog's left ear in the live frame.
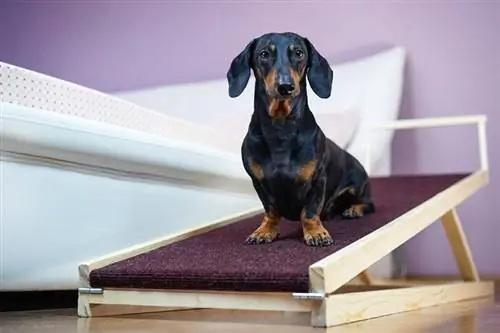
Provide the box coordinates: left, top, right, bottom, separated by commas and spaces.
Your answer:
227, 39, 256, 98
304, 38, 333, 99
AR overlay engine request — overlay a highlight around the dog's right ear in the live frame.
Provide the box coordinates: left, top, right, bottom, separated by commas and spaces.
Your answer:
227, 39, 256, 98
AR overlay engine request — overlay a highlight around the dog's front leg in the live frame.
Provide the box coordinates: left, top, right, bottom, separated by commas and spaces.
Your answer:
245, 179, 281, 244
301, 177, 334, 247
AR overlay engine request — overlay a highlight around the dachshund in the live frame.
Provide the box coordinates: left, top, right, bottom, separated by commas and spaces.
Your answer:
226, 32, 375, 247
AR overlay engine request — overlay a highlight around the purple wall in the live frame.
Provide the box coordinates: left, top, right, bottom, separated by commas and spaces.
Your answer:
1, 2, 499, 275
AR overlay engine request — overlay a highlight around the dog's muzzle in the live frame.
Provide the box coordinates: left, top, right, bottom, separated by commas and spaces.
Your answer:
277, 83, 295, 97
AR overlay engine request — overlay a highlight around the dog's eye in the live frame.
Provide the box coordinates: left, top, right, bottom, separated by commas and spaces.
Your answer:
259, 50, 270, 59
295, 49, 304, 59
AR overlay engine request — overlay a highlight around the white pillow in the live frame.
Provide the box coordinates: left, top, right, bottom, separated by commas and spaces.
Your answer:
314, 109, 360, 149
202, 108, 360, 153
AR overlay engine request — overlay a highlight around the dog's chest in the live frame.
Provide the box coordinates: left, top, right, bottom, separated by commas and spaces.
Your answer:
265, 152, 309, 190
250, 123, 316, 185
265, 158, 311, 211
267, 161, 296, 182
262, 139, 315, 183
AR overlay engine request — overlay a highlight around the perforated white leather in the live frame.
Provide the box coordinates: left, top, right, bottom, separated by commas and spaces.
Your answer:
0, 62, 238, 154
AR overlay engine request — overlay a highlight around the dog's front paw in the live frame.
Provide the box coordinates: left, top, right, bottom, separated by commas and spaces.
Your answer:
245, 225, 279, 245
341, 204, 365, 219
302, 221, 333, 247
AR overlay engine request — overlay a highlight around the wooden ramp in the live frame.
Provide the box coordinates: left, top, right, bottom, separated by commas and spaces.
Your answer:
77, 116, 494, 327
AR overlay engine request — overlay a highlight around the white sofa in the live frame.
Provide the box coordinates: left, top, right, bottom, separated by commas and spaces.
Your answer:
0, 46, 406, 291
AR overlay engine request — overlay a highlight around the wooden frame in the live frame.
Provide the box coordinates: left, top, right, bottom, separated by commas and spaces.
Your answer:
77, 115, 494, 327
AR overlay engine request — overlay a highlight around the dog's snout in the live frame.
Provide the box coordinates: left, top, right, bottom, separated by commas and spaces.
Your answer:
277, 83, 295, 97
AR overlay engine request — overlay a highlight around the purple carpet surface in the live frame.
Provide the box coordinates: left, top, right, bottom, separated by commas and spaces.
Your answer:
89, 173, 469, 293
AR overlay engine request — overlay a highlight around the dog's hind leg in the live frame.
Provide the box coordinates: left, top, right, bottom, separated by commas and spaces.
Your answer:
332, 170, 376, 219
341, 198, 375, 219
340, 181, 376, 219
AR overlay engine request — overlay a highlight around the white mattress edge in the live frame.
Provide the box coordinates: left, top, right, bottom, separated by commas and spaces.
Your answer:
1, 104, 249, 183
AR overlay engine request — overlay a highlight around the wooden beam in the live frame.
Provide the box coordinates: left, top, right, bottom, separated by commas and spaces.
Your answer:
78, 289, 315, 318
404, 275, 500, 292
311, 281, 494, 327
77, 302, 187, 318
309, 170, 488, 295
77, 284, 409, 317
356, 270, 374, 285
78, 281, 494, 327
441, 208, 480, 281
335, 284, 409, 293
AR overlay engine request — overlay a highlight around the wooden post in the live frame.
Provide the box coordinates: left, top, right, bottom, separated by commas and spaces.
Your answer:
441, 209, 480, 281
357, 270, 374, 285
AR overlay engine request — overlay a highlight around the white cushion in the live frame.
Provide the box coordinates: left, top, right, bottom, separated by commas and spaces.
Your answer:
315, 109, 360, 149
200, 107, 360, 152
337, 47, 407, 174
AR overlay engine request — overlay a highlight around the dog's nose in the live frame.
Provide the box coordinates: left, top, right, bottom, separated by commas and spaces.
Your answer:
277, 83, 295, 97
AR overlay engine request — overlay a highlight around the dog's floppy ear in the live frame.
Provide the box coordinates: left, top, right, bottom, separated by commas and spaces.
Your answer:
227, 39, 256, 98
304, 38, 333, 99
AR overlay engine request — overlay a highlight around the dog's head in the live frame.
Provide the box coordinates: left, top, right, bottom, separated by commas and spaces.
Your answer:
227, 32, 333, 104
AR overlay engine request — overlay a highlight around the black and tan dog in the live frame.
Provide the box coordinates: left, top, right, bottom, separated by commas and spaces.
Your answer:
227, 32, 375, 247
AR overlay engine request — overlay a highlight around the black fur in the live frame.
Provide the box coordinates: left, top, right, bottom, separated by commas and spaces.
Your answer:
227, 32, 375, 247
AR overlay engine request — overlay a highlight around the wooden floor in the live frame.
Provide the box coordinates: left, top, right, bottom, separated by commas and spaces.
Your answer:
1, 293, 498, 333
